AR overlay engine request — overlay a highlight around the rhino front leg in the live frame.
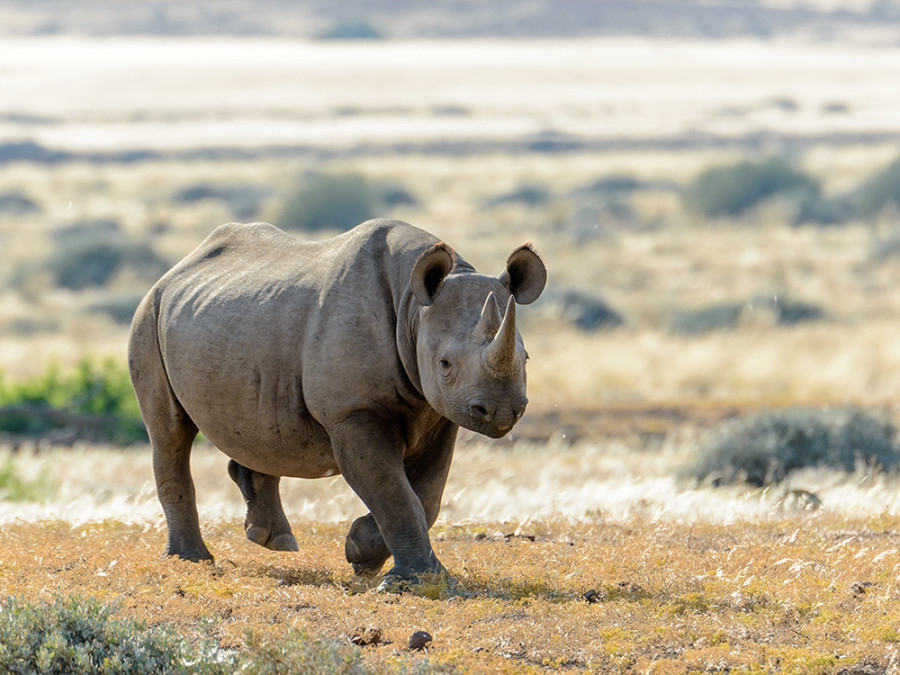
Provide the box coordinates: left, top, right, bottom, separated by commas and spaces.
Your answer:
333, 413, 446, 585
227, 460, 299, 552
344, 421, 457, 577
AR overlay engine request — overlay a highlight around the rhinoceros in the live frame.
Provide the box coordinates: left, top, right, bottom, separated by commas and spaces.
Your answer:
128, 218, 546, 586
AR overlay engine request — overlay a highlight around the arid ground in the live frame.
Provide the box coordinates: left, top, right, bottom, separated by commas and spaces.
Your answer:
3, 2, 900, 672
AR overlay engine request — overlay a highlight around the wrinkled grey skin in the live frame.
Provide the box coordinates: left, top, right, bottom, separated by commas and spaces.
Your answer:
128, 219, 546, 586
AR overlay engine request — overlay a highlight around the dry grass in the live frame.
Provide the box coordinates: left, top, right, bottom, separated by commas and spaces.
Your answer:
2, 513, 900, 673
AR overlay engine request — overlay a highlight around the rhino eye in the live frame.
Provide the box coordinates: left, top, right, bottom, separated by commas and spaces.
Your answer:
439, 358, 452, 371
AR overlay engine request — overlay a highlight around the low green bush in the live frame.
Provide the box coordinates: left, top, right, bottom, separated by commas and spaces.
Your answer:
0, 595, 453, 674
483, 184, 553, 209
0, 189, 40, 215
316, 20, 383, 40
87, 295, 144, 326
0, 456, 56, 502
47, 235, 169, 290
172, 183, 268, 220
671, 303, 744, 335
280, 172, 379, 232
0, 358, 147, 444
685, 407, 900, 487
557, 289, 624, 331
0, 595, 212, 674
684, 156, 819, 218
857, 155, 900, 218
791, 193, 856, 227
671, 296, 825, 334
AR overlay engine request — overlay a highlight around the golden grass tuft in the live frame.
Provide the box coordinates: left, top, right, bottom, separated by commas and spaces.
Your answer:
2, 515, 900, 672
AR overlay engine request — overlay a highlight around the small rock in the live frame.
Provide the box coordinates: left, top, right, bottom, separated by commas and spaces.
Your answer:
851, 581, 875, 596
350, 627, 382, 646
583, 589, 601, 604
474, 532, 488, 541
408, 630, 433, 650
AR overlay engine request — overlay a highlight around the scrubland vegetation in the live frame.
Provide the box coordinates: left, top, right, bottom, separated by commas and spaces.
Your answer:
3, 6, 900, 671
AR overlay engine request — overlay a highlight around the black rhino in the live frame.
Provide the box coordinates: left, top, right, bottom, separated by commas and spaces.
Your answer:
128, 219, 546, 587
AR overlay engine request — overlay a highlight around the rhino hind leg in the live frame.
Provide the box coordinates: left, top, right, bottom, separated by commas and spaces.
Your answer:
130, 302, 212, 562
227, 460, 299, 552
345, 513, 391, 576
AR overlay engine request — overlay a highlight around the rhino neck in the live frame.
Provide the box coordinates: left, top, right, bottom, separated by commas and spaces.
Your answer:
397, 287, 425, 398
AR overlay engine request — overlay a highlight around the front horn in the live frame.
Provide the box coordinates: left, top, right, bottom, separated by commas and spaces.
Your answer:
484, 295, 518, 373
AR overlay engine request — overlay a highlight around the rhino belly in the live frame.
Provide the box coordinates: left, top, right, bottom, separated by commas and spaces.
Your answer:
164, 348, 339, 479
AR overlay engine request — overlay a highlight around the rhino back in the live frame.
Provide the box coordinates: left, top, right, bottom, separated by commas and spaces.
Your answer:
152, 220, 438, 477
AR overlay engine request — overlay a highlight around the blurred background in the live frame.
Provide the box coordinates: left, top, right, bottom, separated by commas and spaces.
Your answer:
3, 0, 900, 523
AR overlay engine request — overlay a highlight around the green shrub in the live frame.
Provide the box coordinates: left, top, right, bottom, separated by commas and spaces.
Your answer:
316, 20, 383, 40
685, 407, 900, 487
280, 172, 379, 232
573, 175, 653, 196
671, 303, 744, 335
684, 156, 819, 218
483, 184, 552, 209
172, 183, 267, 220
769, 296, 825, 325
0, 595, 454, 674
0, 456, 56, 502
87, 295, 144, 326
0, 595, 213, 674
48, 235, 169, 290
671, 297, 824, 334
0, 189, 40, 214
377, 183, 420, 209
557, 289, 624, 331
53, 218, 121, 243
238, 629, 365, 675
791, 193, 856, 226
0, 358, 147, 445
857, 156, 900, 218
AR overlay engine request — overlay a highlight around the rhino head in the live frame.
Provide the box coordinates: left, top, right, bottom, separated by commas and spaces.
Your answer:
410, 242, 547, 438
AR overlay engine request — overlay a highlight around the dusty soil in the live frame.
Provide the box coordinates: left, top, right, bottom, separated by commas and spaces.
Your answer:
2, 514, 900, 673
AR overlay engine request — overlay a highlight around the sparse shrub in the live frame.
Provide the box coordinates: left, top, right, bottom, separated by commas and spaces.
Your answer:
53, 218, 121, 243
483, 184, 552, 209
671, 296, 824, 334
44, 234, 169, 290
768, 296, 825, 325
683, 156, 819, 218
0, 358, 147, 444
574, 175, 648, 196
378, 183, 420, 208
238, 629, 366, 675
857, 156, 900, 218
557, 289, 624, 331
0, 456, 56, 502
172, 183, 267, 220
0, 594, 211, 674
87, 294, 144, 326
0, 189, 39, 214
316, 20, 382, 40
791, 193, 856, 227
685, 407, 900, 487
280, 172, 378, 232
671, 303, 743, 335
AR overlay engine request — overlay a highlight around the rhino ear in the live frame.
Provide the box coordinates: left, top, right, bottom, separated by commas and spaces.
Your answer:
411, 242, 456, 306
499, 243, 546, 305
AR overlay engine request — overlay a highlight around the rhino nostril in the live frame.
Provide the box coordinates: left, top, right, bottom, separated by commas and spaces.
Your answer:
469, 401, 495, 422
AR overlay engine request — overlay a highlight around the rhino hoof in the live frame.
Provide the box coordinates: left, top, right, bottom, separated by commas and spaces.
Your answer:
269, 532, 299, 551
377, 576, 411, 594
245, 526, 298, 551
166, 548, 214, 563
352, 560, 386, 577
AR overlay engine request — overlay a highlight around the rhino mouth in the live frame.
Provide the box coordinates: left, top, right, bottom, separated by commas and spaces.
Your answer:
459, 400, 523, 438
